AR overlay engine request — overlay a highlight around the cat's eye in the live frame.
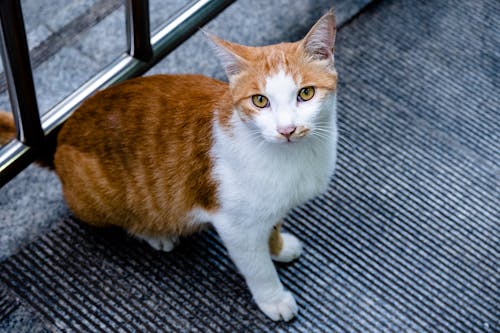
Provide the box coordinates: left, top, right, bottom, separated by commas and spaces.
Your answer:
251, 95, 269, 108
298, 86, 315, 102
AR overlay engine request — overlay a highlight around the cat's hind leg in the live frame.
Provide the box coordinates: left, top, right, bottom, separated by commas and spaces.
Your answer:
135, 233, 179, 252
269, 223, 303, 263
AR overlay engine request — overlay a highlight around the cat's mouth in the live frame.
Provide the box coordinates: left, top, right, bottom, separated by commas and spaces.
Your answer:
276, 126, 310, 143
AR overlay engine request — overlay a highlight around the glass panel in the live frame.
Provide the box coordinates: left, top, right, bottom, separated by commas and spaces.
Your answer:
20, 0, 126, 115
149, 0, 189, 33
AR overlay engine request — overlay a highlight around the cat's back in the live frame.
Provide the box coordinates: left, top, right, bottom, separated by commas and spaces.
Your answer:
55, 74, 228, 231
58, 74, 228, 153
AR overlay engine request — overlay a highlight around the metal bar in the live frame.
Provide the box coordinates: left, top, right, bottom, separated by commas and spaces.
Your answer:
0, 140, 34, 187
0, 0, 234, 187
150, 0, 234, 61
126, 0, 153, 62
42, 0, 234, 135
0, 0, 43, 146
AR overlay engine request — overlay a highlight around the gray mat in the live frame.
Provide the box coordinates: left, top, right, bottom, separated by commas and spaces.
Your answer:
1, 0, 499, 331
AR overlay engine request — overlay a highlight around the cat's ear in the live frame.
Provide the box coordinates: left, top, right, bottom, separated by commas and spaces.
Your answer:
206, 33, 248, 79
302, 9, 336, 62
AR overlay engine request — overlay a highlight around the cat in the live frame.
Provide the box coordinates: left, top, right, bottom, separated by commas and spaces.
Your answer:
0, 9, 337, 321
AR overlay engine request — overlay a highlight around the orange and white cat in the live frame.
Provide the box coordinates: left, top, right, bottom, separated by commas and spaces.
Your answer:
0, 10, 337, 321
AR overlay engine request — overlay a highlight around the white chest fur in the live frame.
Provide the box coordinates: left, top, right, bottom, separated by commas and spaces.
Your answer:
210, 99, 338, 225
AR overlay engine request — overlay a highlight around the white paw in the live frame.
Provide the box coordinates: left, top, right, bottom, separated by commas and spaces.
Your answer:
271, 233, 303, 263
135, 234, 178, 252
256, 290, 298, 321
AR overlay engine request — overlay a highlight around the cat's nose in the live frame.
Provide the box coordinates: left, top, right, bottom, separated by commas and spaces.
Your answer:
277, 126, 297, 139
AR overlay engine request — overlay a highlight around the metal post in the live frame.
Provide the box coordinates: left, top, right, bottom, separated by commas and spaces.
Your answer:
0, 0, 43, 146
126, 0, 153, 62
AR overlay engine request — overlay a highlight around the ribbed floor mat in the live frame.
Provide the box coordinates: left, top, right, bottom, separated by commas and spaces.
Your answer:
0, 285, 18, 321
1, 0, 498, 331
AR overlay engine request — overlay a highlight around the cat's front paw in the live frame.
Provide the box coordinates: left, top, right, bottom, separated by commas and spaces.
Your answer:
135, 234, 179, 252
146, 237, 177, 252
256, 290, 298, 321
271, 233, 303, 263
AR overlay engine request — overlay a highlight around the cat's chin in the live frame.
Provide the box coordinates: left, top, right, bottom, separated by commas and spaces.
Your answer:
269, 137, 304, 145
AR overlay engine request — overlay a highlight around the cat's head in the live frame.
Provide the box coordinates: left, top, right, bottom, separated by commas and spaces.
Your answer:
211, 10, 337, 144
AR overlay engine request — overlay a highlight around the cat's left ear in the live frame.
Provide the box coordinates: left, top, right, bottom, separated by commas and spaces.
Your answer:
302, 9, 336, 63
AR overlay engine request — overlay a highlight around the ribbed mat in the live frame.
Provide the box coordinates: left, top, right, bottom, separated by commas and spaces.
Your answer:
1, 0, 498, 331
0, 285, 18, 321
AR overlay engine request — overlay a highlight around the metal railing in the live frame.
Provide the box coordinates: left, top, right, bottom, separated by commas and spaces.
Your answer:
0, 0, 234, 187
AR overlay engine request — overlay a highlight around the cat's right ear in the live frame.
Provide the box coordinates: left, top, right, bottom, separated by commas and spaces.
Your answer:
206, 33, 248, 80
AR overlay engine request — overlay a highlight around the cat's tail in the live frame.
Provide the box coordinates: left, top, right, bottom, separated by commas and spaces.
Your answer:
0, 112, 16, 145
0, 111, 56, 169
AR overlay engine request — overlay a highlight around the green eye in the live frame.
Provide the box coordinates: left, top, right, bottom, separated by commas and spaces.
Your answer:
252, 95, 269, 108
298, 86, 315, 101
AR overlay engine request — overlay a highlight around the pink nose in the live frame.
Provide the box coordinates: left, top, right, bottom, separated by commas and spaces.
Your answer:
278, 126, 297, 139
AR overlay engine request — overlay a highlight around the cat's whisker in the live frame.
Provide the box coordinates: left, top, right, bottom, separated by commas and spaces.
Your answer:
313, 128, 334, 134
311, 132, 330, 145
313, 124, 334, 131
313, 124, 357, 149
313, 127, 357, 151
246, 130, 264, 142
313, 134, 330, 139
244, 130, 270, 151
312, 129, 333, 138
314, 122, 335, 127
